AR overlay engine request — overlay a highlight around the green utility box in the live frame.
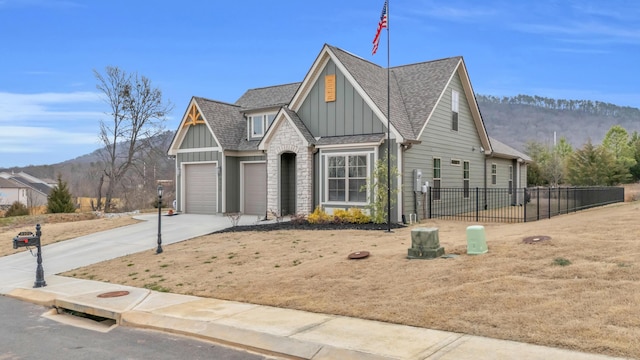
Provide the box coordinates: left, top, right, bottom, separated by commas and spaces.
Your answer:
407, 227, 445, 259
466, 225, 488, 255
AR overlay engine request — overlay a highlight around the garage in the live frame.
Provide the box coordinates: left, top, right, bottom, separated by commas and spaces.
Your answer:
242, 162, 266, 216
184, 163, 217, 214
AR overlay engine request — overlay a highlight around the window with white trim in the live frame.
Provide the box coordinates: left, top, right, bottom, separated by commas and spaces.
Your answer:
451, 90, 459, 131
433, 158, 441, 201
491, 163, 497, 185
463, 161, 470, 198
248, 113, 277, 139
326, 154, 368, 203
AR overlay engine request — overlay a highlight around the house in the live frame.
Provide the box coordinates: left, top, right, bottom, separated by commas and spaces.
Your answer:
168, 44, 530, 221
0, 172, 52, 209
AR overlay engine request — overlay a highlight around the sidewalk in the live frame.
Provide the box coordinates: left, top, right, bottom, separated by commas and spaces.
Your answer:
1, 214, 628, 360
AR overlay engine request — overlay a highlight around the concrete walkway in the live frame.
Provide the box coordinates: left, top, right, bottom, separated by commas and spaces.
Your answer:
1, 214, 626, 360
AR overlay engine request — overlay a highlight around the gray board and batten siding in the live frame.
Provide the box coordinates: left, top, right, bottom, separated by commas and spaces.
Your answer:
402, 70, 486, 220
176, 123, 222, 214
298, 59, 385, 138
180, 122, 219, 149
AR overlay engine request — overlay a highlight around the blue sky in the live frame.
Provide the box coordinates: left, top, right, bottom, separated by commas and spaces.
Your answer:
1, 0, 638, 168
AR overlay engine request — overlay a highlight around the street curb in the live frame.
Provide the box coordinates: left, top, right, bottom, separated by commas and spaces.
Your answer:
121, 311, 391, 360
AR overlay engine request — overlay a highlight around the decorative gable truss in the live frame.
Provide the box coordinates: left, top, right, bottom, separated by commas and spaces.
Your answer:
182, 103, 206, 128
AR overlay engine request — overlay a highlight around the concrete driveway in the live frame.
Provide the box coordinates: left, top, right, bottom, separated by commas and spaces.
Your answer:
0, 213, 255, 293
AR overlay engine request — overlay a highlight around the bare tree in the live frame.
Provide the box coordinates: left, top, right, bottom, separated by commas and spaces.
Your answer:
94, 66, 172, 212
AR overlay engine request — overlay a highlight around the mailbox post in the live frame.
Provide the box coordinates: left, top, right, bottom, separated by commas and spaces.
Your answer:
156, 184, 163, 254
13, 224, 46, 288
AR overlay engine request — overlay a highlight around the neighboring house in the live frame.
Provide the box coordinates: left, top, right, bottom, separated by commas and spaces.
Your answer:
0, 172, 52, 208
168, 44, 530, 221
0, 177, 29, 207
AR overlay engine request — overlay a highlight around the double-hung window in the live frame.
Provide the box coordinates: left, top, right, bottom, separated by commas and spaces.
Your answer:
249, 113, 277, 139
463, 161, 470, 199
433, 158, 441, 201
491, 163, 497, 185
451, 90, 459, 131
250, 115, 264, 137
327, 154, 367, 203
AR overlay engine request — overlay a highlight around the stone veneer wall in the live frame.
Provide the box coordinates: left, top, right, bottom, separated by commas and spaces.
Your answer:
266, 119, 313, 216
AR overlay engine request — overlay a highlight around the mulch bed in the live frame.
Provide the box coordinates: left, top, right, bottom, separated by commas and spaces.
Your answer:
212, 220, 406, 234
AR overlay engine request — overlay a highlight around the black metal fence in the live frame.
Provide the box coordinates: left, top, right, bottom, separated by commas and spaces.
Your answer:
427, 186, 624, 223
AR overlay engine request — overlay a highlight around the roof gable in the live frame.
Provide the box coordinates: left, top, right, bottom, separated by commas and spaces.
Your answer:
258, 107, 314, 150
289, 44, 405, 142
169, 97, 243, 154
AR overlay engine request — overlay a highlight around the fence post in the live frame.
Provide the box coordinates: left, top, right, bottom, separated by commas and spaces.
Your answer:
548, 187, 551, 219
523, 188, 527, 223
537, 188, 540, 220
428, 186, 432, 219
476, 187, 479, 222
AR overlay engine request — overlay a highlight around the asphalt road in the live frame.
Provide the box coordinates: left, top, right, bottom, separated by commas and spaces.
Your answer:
0, 295, 272, 360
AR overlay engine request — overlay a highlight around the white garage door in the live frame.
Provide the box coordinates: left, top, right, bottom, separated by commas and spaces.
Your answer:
184, 163, 217, 214
243, 163, 266, 216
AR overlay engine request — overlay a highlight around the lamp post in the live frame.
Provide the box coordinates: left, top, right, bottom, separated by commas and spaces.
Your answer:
156, 184, 163, 254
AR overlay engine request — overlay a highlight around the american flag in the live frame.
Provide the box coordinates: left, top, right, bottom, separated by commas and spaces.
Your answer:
372, 0, 388, 55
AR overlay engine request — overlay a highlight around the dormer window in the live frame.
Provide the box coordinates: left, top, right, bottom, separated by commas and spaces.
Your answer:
251, 115, 264, 137
248, 113, 277, 139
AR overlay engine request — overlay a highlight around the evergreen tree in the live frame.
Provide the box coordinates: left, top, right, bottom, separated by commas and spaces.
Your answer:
566, 141, 618, 186
47, 175, 77, 213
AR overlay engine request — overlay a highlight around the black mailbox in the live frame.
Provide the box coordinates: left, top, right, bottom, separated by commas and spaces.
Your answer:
13, 231, 39, 249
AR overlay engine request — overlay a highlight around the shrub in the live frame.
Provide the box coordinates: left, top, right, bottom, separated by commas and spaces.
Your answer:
333, 209, 349, 223
347, 208, 371, 224
5, 201, 29, 217
308, 206, 332, 224
333, 208, 371, 224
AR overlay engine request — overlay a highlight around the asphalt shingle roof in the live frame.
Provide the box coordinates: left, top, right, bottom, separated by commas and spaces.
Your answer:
392, 57, 462, 138
489, 137, 532, 162
282, 107, 315, 145
0, 177, 23, 188
235, 83, 301, 110
193, 97, 248, 150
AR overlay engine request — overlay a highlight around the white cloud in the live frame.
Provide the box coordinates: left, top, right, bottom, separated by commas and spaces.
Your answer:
0, 91, 103, 122
0, 126, 99, 147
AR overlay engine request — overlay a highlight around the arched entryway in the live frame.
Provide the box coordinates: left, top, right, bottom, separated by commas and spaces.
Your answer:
280, 152, 296, 215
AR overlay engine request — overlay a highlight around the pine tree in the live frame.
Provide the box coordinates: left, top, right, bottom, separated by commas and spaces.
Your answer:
47, 175, 76, 213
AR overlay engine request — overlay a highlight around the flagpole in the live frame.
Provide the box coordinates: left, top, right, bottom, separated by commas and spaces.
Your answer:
386, 1, 391, 232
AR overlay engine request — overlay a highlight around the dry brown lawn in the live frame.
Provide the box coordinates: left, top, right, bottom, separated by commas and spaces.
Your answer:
0, 213, 140, 257
53, 202, 640, 358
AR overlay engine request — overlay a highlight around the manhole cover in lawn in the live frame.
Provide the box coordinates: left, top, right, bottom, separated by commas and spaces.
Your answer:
522, 235, 551, 244
348, 251, 370, 259
97, 291, 130, 298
